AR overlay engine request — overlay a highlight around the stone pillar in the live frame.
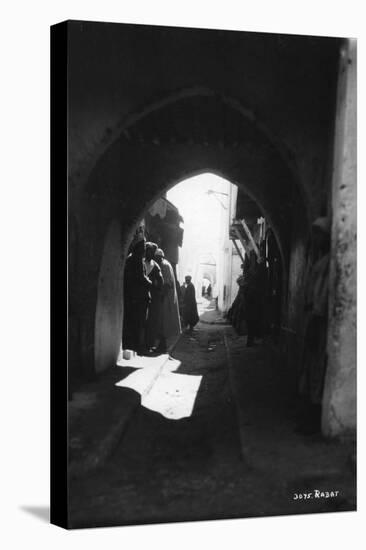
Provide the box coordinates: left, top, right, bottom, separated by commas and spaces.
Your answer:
322, 39, 357, 437
94, 219, 124, 374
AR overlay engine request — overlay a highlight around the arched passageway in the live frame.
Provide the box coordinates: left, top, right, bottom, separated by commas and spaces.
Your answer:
79, 92, 308, 376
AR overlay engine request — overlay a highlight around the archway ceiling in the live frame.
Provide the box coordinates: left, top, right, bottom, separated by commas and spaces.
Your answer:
88, 94, 308, 269
123, 95, 294, 221
126, 95, 273, 149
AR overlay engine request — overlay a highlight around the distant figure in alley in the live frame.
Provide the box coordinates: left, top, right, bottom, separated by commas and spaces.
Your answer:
182, 275, 199, 331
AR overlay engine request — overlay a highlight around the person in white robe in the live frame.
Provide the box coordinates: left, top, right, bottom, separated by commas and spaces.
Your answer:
154, 248, 181, 352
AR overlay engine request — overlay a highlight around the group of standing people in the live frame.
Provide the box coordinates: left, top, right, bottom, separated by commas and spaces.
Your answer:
122, 238, 181, 355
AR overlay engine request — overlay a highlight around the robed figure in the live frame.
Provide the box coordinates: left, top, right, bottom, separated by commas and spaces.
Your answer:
122, 238, 152, 354
154, 248, 181, 352
182, 275, 199, 330
145, 242, 164, 350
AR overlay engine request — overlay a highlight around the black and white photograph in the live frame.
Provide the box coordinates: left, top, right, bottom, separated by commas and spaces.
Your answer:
49, 18, 357, 530
3, 1, 366, 546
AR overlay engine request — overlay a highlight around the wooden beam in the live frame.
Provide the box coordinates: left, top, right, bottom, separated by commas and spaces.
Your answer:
231, 238, 245, 263
240, 218, 259, 258
233, 226, 250, 256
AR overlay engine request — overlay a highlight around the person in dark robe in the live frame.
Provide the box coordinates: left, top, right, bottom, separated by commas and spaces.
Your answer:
242, 250, 266, 347
144, 242, 164, 351
122, 238, 152, 354
179, 282, 186, 322
206, 283, 212, 299
296, 217, 330, 434
227, 263, 247, 334
182, 275, 199, 331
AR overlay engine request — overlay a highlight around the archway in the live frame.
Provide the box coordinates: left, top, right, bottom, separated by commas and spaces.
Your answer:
82, 91, 307, 375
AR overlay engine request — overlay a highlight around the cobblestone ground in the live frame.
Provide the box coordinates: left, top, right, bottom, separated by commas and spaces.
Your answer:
69, 314, 355, 528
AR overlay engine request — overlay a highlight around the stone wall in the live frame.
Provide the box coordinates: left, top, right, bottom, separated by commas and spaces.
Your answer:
322, 39, 357, 437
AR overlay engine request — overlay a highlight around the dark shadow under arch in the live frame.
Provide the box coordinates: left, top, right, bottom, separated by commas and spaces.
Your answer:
87, 87, 306, 211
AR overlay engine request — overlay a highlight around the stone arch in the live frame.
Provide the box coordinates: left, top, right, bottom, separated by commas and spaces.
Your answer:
78, 91, 309, 375
78, 87, 309, 226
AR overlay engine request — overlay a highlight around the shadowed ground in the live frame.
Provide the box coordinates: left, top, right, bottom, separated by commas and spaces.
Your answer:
68, 307, 355, 528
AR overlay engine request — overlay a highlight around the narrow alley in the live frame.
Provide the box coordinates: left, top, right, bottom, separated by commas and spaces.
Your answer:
68, 302, 355, 529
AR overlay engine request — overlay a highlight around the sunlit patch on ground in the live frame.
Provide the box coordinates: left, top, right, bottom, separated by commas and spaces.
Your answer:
117, 353, 170, 370
142, 371, 202, 419
115, 354, 202, 420
197, 296, 212, 316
